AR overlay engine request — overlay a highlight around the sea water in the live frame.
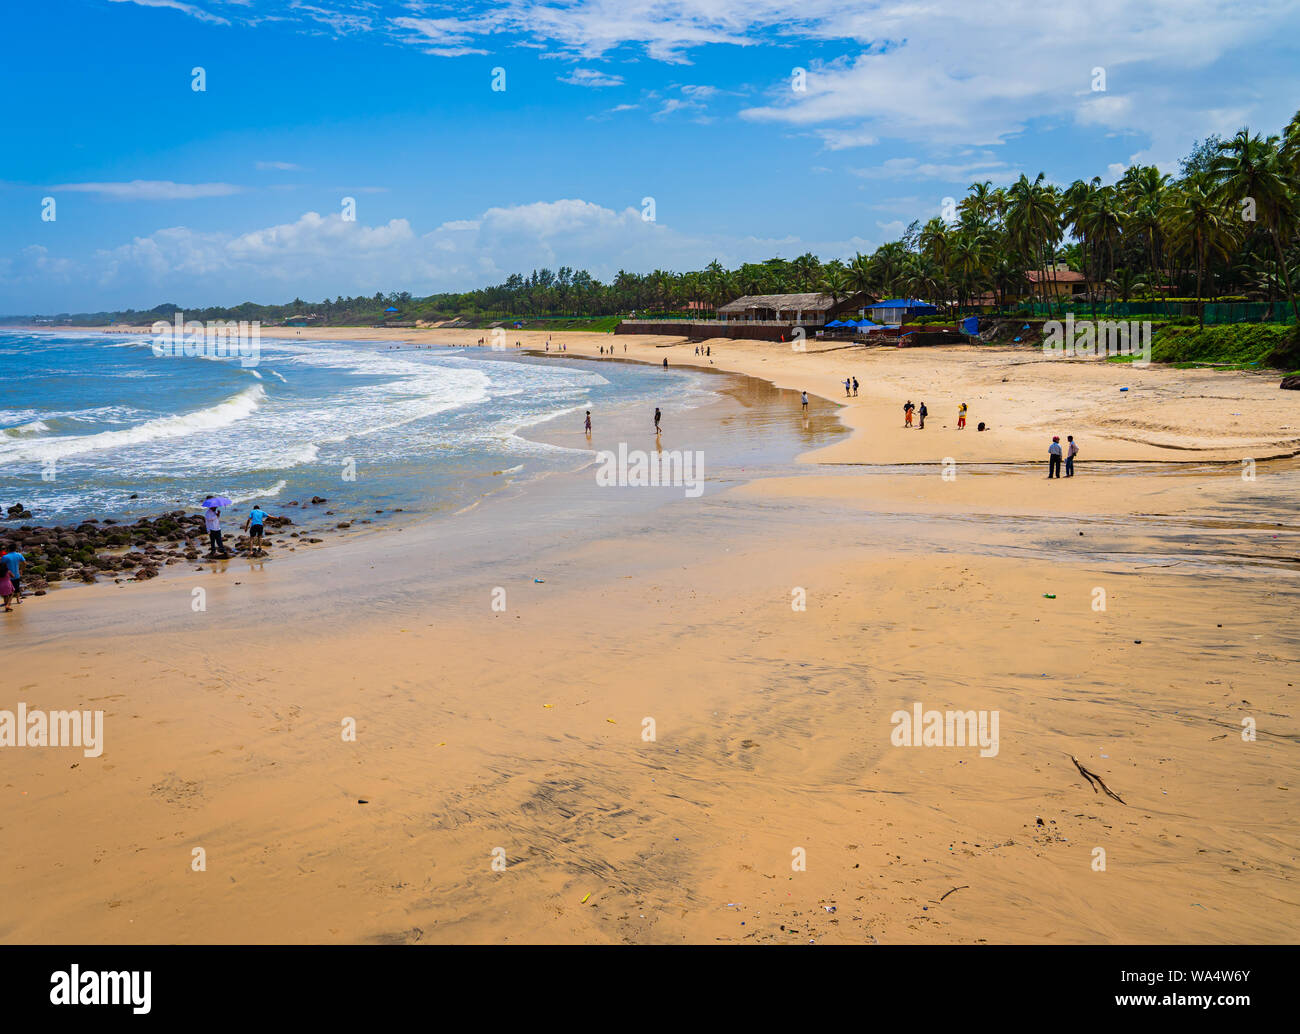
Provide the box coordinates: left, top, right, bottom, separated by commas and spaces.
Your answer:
0, 330, 719, 523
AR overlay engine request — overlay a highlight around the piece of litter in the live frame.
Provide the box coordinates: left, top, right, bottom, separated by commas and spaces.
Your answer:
534, 578, 545, 583
581, 893, 591, 904
606, 718, 616, 724
1043, 593, 1056, 599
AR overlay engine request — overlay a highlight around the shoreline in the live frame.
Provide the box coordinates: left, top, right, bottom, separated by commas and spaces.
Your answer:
3, 324, 1297, 944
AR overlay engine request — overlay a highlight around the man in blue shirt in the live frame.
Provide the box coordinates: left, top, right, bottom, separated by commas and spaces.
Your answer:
242, 504, 275, 556
2, 546, 25, 603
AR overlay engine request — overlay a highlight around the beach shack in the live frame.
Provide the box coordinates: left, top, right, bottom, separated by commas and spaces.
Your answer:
716, 292, 873, 326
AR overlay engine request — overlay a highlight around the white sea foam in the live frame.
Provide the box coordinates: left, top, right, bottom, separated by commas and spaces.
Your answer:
0, 384, 266, 465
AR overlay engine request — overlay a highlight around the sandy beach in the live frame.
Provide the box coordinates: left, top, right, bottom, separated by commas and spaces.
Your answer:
2, 326, 1297, 944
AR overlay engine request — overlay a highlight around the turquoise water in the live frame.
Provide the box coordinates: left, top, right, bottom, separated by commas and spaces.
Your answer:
0, 330, 718, 523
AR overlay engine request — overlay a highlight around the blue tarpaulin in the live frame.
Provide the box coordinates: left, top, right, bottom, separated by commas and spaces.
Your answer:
962, 316, 979, 335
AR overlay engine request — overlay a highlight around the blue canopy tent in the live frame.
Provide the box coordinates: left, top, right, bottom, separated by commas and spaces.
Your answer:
384, 306, 399, 313
853, 318, 880, 330
868, 299, 938, 323
825, 319, 846, 327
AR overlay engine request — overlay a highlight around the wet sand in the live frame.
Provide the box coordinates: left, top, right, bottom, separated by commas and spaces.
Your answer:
3, 328, 1297, 944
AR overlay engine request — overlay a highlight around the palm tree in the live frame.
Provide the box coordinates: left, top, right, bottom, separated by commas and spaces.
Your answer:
1006, 173, 1063, 314
1211, 129, 1300, 320
1168, 176, 1237, 326
1106, 267, 1149, 306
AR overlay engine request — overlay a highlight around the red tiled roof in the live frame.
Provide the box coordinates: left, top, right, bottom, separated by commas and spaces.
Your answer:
1027, 270, 1089, 283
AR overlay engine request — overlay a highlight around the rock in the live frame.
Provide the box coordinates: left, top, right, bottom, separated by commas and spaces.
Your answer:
337, 522, 351, 528
310, 496, 327, 504
1281, 375, 1300, 390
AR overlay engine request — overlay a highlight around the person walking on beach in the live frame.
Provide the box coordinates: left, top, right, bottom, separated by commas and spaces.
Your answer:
904, 400, 914, 427
654, 407, 662, 434
663, 357, 668, 368
1048, 436, 1063, 479
1066, 435, 1078, 477
844, 378, 851, 397
958, 402, 967, 429
584, 410, 592, 433
242, 503, 275, 557
0, 562, 13, 612
204, 503, 228, 557
852, 377, 859, 397
2, 545, 25, 605
918, 402, 928, 429
801, 391, 808, 411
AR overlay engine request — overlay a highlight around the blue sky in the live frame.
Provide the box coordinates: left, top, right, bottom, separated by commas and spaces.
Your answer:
3, 0, 1298, 313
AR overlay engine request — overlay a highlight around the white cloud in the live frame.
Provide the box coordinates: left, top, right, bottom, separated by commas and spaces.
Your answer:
8, 200, 880, 309
559, 68, 625, 88
49, 181, 242, 200
107, 0, 230, 26
256, 161, 302, 171
850, 157, 1019, 185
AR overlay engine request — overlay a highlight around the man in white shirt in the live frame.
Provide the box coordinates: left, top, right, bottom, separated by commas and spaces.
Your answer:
1048, 437, 1063, 479
1066, 435, 1079, 477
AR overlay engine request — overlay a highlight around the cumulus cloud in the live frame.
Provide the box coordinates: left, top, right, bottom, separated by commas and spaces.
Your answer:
5, 200, 879, 310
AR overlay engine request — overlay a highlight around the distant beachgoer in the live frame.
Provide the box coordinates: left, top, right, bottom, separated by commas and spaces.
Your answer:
1066, 435, 1078, 477
977, 421, 987, 432
204, 505, 227, 556
852, 377, 859, 397
695, 346, 700, 356
243, 503, 274, 556
0, 564, 13, 612
584, 410, 592, 433
1048, 436, 1063, 479
844, 378, 851, 397
801, 391, 808, 411
706, 346, 711, 357
958, 402, 967, 429
663, 358, 668, 368
918, 402, 927, 429
2, 546, 25, 604
654, 407, 662, 433
904, 400, 914, 427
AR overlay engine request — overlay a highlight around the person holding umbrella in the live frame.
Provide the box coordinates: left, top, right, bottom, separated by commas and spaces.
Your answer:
201, 493, 232, 557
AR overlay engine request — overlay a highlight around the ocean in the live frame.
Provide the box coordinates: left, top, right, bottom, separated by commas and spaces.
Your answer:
0, 330, 723, 524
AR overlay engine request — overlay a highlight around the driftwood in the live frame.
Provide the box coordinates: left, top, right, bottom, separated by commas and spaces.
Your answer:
938, 885, 969, 902
1069, 755, 1127, 804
